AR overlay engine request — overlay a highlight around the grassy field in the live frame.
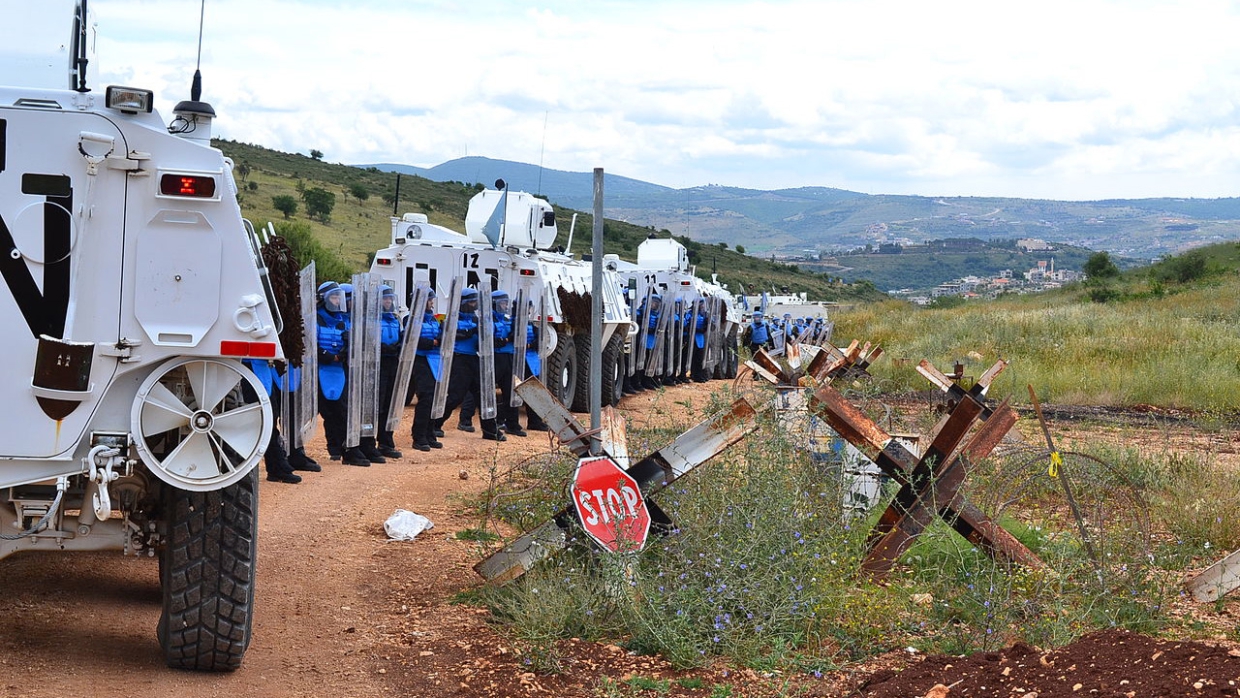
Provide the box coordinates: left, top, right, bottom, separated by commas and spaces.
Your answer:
831, 242, 1240, 413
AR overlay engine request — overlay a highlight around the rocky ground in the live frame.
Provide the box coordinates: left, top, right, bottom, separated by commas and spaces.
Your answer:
2, 380, 1239, 698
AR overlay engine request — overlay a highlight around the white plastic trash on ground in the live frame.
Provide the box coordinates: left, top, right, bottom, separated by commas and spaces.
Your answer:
384, 509, 434, 541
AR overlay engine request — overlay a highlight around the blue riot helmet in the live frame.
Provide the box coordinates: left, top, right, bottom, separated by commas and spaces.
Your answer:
752, 310, 764, 319
649, 293, 662, 311
460, 287, 480, 309
318, 281, 346, 313
380, 284, 397, 313
491, 289, 510, 314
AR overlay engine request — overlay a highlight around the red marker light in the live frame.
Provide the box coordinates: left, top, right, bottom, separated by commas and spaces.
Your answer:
159, 173, 217, 198
375, 258, 392, 266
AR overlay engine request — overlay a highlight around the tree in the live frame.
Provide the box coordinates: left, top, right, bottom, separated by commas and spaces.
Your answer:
735, 244, 746, 254
272, 194, 298, 219
349, 183, 370, 202
309, 149, 324, 161
1083, 251, 1119, 279
302, 187, 335, 222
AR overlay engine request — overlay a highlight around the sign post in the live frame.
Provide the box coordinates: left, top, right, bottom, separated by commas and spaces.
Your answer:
570, 455, 651, 553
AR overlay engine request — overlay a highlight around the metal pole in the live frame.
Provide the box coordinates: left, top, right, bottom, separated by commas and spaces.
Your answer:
590, 168, 604, 455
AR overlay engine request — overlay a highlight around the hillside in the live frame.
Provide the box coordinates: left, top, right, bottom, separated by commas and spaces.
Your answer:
218, 140, 880, 303
368, 156, 1240, 261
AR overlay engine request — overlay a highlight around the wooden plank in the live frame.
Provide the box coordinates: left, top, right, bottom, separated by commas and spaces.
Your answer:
1186, 548, 1240, 602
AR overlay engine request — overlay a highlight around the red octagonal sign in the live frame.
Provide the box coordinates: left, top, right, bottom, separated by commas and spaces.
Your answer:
571, 455, 651, 553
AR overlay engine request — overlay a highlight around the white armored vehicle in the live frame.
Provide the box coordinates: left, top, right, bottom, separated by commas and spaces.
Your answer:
0, 1, 283, 670
371, 186, 635, 409
611, 236, 742, 379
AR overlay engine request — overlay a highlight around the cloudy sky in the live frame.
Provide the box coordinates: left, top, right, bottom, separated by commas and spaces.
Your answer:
88, 0, 1240, 201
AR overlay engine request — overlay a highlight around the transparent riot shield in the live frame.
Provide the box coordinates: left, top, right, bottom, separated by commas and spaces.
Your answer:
771, 322, 786, 357
431, 278, 463, 420
632, 284, 654, 377
385, 284, 430, 432
536, 294, 549, 383
680, 296, 698, 377
346, 273, 383, 448
477, 278, 497, 421
706, 296, 724, 373
510, 288, 528, 407
292, 262, 318, 449
646, 295, 671, 377
670, 296, 685, 379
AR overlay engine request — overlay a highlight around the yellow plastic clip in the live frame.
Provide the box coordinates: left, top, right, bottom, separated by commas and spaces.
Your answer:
1048, 451, 1063, 478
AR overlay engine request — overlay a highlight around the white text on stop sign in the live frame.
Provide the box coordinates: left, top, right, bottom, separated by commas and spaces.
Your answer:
577, 484, 641, 526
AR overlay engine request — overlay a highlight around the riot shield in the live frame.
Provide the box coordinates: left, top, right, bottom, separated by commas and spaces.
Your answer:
632, 284, 654, 377
431, 278, 462, 420
346, 273, 383, 448
385, 284, 430, 432
477, 278, 497, 421
675, 296, 690, 379
771, 322, 786, 357
291, 262, 318, 449
646, 294, 671, 377
536, 294, 549, 383
510, 288, 528, 407
706, 296, 724, 373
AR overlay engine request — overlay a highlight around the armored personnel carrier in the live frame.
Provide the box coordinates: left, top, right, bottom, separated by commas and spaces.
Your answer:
0, 0, 283, 670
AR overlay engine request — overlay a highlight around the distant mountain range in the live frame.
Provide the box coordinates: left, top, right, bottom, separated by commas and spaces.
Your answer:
365, 156, 1240, 260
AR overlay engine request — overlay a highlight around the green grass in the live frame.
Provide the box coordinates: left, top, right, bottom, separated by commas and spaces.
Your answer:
833, 243, 1240, 412
472, 395, 1198, 674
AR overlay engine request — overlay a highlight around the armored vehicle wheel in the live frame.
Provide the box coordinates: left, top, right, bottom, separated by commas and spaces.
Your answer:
570, 333, 595, 412
547, 334, 579, 409
132, 357, 273, 492
158, 467, 258, 671
601, 334, 624, 406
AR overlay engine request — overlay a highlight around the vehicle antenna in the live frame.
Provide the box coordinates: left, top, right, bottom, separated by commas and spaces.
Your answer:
190, 0, 206, 101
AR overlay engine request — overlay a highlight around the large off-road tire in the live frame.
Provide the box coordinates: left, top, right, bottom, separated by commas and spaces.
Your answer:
547, 333, 579, 410
158, 467, 259, 672
602, 334, 625, 406
570, 333, 592, 412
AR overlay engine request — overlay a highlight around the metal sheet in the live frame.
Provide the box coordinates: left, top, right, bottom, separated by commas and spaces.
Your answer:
632, 284, 654, 377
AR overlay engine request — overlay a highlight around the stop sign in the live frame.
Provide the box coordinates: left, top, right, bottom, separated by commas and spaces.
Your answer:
570, 455, 651, 553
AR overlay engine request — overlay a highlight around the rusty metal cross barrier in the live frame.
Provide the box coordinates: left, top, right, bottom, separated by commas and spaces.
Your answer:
808, 359, 1043, 577
746, 338, 883, 388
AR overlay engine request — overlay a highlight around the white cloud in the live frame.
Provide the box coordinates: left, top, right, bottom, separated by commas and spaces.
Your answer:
81, 0, 1240, 199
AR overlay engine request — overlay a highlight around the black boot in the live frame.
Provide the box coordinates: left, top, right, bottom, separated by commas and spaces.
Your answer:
342, 447, 371, 467
289, 447, 321, 472
360, 437, 387, 464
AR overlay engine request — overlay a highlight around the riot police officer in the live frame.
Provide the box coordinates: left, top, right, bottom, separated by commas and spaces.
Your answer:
747, 310, 770, 353
409, 290, 444, 452
316, 281, 369, 466
437, 287, 505, 441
